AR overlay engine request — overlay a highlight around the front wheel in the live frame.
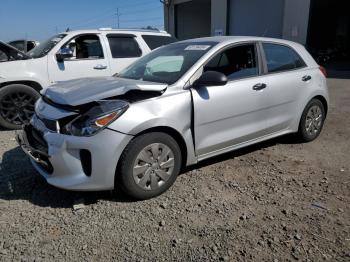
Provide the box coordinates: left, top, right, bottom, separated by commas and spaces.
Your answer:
118, 132, 182, 200
297, 99, 325, 142
0, 84, 40, 129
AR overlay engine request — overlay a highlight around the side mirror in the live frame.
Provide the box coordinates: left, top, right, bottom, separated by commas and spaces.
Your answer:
193, 71, 228, 88
56, 47, 73, 62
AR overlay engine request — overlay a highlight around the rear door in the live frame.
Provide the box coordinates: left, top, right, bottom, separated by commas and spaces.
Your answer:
48, 34, 111, 82
258, 42, 309, 133
105, 34, 143, 74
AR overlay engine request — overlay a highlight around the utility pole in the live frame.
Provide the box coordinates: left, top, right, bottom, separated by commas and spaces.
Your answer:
115, 8, 121, 29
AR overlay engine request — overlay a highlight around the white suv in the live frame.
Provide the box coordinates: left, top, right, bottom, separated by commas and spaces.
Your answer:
0, 29, 175, 129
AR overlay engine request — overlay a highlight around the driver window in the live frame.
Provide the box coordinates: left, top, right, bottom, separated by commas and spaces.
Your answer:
204, 44, 258, 80
64, 34, 104, 60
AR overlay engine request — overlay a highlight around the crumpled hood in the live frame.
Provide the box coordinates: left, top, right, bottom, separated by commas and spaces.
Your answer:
43, 77, 167, 106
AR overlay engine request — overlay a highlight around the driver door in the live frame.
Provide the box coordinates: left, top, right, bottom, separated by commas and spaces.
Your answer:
48, 34, 111, 83
192, 43, 270, 158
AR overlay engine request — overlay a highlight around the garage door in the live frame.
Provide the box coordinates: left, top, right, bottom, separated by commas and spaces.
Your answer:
175, 0, 211, 40
229, 0, 285, 38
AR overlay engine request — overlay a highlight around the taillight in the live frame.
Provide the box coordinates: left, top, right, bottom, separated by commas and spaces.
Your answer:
319, 66, 327, 78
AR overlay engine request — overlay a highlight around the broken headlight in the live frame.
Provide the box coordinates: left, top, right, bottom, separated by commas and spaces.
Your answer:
63, 100, 129, 136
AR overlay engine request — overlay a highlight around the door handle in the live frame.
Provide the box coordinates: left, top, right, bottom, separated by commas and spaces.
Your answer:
93, 64, 107, 70
252, 83, 267, 91
302, 75, 312, 82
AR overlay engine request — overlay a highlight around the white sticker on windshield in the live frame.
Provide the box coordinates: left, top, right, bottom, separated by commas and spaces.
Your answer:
185, 45, 211, 51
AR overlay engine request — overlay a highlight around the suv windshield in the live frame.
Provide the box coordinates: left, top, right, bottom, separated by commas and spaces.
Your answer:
117, 41, 217, 85
28, 34, 66, 58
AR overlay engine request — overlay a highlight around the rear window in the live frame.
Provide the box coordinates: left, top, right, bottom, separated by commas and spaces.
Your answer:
262, 43, 306, 73
107, 36, 142, 58
142, 35, 177, 50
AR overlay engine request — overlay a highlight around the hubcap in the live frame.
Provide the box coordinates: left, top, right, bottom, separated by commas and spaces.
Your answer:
305, 105, 323, 136
0, 91, 35, 125
133, 143, 175, 191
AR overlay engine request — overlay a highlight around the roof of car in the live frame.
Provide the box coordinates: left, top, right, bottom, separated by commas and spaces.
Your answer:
61, 28, 171, 36
179, 36, 304, 47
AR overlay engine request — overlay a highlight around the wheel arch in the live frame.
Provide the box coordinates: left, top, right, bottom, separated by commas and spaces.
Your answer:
0, 80, 42, 92
312, 95, 328, 116
120, 126, 189, 171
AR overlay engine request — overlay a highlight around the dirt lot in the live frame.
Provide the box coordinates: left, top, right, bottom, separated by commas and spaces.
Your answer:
0, 79, 349, 261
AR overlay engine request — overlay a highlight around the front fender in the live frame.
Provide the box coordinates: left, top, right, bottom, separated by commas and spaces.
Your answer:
109, 89, 197, 166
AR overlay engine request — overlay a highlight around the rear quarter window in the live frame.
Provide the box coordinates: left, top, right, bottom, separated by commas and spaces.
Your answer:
142, 35, 177, 50
107, 36, 142, 58
262, 43, 306, 73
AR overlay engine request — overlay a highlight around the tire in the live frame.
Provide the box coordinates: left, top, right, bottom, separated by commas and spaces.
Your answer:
118, 132, 182, 200
297, 98, 325, 142
0, 84, 40, 130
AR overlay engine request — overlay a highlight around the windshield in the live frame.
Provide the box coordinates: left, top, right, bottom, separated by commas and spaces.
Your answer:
28, 34, 66, 58
117, 41, 217, 85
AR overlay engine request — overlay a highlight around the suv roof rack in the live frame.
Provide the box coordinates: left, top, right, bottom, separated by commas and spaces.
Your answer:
98, 28, 167, 33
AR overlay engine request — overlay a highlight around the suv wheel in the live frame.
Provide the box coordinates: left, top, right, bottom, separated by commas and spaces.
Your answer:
0, 84, 40, 129
118, 132, 182, 200
298, 98, 325, 142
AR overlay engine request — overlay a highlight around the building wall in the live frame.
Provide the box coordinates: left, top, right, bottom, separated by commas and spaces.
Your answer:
164, 0, 311, 45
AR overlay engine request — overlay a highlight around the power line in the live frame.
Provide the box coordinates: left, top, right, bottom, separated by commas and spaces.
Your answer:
120, 17, 163, 23
121, 6, 161, 16
115, 8, 121, 29
19, 1, 164, 39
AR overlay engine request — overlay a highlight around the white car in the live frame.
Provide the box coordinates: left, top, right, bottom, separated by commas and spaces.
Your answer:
0, 29, 176, 129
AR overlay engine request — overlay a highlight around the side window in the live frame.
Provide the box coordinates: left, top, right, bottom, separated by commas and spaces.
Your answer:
142, 35, 177, 50
0, 50, 8, 62
262, 43, 306, 73
65, 34, 104, 60
204, 44, 258, 80
27, 41, 35, 51
107, 36, 142, 58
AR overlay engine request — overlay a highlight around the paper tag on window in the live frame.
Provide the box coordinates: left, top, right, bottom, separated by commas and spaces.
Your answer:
185, 45, 211, 51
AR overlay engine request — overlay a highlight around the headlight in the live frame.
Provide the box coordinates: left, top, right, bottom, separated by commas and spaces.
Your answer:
63, 100, 129, 136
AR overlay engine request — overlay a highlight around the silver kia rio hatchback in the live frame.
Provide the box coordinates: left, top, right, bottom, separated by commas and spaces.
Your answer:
17, 36, 329, 199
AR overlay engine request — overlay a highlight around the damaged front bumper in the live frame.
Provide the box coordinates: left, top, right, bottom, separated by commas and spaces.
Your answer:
16, 125, 53, 173
16, 123, 133, 191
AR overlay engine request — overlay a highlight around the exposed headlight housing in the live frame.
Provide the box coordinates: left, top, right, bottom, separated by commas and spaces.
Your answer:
62, 100, 129, 136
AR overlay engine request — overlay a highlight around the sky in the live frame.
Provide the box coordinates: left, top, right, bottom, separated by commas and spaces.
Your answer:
0, 0, 164, 42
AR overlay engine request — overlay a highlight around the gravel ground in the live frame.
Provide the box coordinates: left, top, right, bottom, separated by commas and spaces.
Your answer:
0, 79, 349, 261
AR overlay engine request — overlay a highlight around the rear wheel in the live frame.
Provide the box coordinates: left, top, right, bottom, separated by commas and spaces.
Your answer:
0, 84, 40, 129
118, 132, 182, 200
297, 99, 325, 142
